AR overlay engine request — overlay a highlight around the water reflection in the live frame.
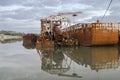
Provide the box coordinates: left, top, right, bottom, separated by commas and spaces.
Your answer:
22, 39, 119, 78
36, 47, 70, 75
1, 38, 120, 80
37, 47, 119, 71
36, 47, 82, 78
62, 47, 119, 72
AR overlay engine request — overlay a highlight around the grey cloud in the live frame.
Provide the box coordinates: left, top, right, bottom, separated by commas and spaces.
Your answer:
0, 0, 120, 33
0, 0, 24, 6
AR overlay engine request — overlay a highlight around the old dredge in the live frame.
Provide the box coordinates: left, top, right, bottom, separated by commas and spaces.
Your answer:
22, 12, 120, 77
22, 0, 120, 78
33, 11, 120, 48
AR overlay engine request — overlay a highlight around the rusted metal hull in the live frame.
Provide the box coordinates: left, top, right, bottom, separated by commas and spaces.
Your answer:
91, 29, 118, 46
23, 34, 37, 49
62, 23, 119, 46
36, 40, 54, 49
38, 19, 119, 47
38, 13, 120, 47
79, 28, 118, 46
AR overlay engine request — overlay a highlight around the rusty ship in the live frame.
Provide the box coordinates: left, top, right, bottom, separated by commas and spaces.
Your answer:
36, 12, 119, 48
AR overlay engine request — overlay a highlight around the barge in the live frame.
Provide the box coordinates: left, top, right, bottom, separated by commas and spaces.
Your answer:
36, 13, 119, 47
62, 22, 119, 46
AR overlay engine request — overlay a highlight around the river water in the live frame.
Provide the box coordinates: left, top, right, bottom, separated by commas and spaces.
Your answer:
0, 41, 120, 80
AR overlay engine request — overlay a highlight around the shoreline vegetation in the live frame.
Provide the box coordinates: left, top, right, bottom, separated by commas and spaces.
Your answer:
0, 30, 25, 43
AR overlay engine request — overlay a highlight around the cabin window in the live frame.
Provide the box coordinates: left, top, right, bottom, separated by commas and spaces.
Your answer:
47, 21, 50, 23
47, 27, 49, 30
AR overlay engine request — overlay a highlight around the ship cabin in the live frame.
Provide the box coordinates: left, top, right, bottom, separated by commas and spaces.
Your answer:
36, 15, 70, 48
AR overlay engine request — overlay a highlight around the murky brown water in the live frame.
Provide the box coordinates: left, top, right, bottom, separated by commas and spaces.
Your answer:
0, 41, 120, 80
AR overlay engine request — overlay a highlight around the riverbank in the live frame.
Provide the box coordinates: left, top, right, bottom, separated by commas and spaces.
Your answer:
0, 30, 24, 43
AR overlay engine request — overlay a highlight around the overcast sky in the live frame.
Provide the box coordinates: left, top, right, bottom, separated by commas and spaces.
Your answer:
0, 0, 120, 33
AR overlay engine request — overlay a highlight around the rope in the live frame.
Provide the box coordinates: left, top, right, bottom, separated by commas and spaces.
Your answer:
100, 0, 113, 21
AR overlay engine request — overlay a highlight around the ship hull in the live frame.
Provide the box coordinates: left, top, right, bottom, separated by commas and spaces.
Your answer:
62, 23, 119, 46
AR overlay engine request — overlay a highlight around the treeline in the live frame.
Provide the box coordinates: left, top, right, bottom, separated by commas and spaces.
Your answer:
0, 30, 25, 36
0, 38, 22, 44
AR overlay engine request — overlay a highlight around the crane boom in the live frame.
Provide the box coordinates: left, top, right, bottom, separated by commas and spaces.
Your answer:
58, 11, 82, 16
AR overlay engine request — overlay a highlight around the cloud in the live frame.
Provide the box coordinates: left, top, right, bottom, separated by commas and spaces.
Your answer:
0, 5, 33, 11
76, 10, 111, 23
0, 0, 120, 33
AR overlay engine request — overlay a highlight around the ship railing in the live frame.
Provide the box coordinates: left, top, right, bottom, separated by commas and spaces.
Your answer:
92, 23, 119, 31
62, 22, 119, 32
62, 23, 92, 32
